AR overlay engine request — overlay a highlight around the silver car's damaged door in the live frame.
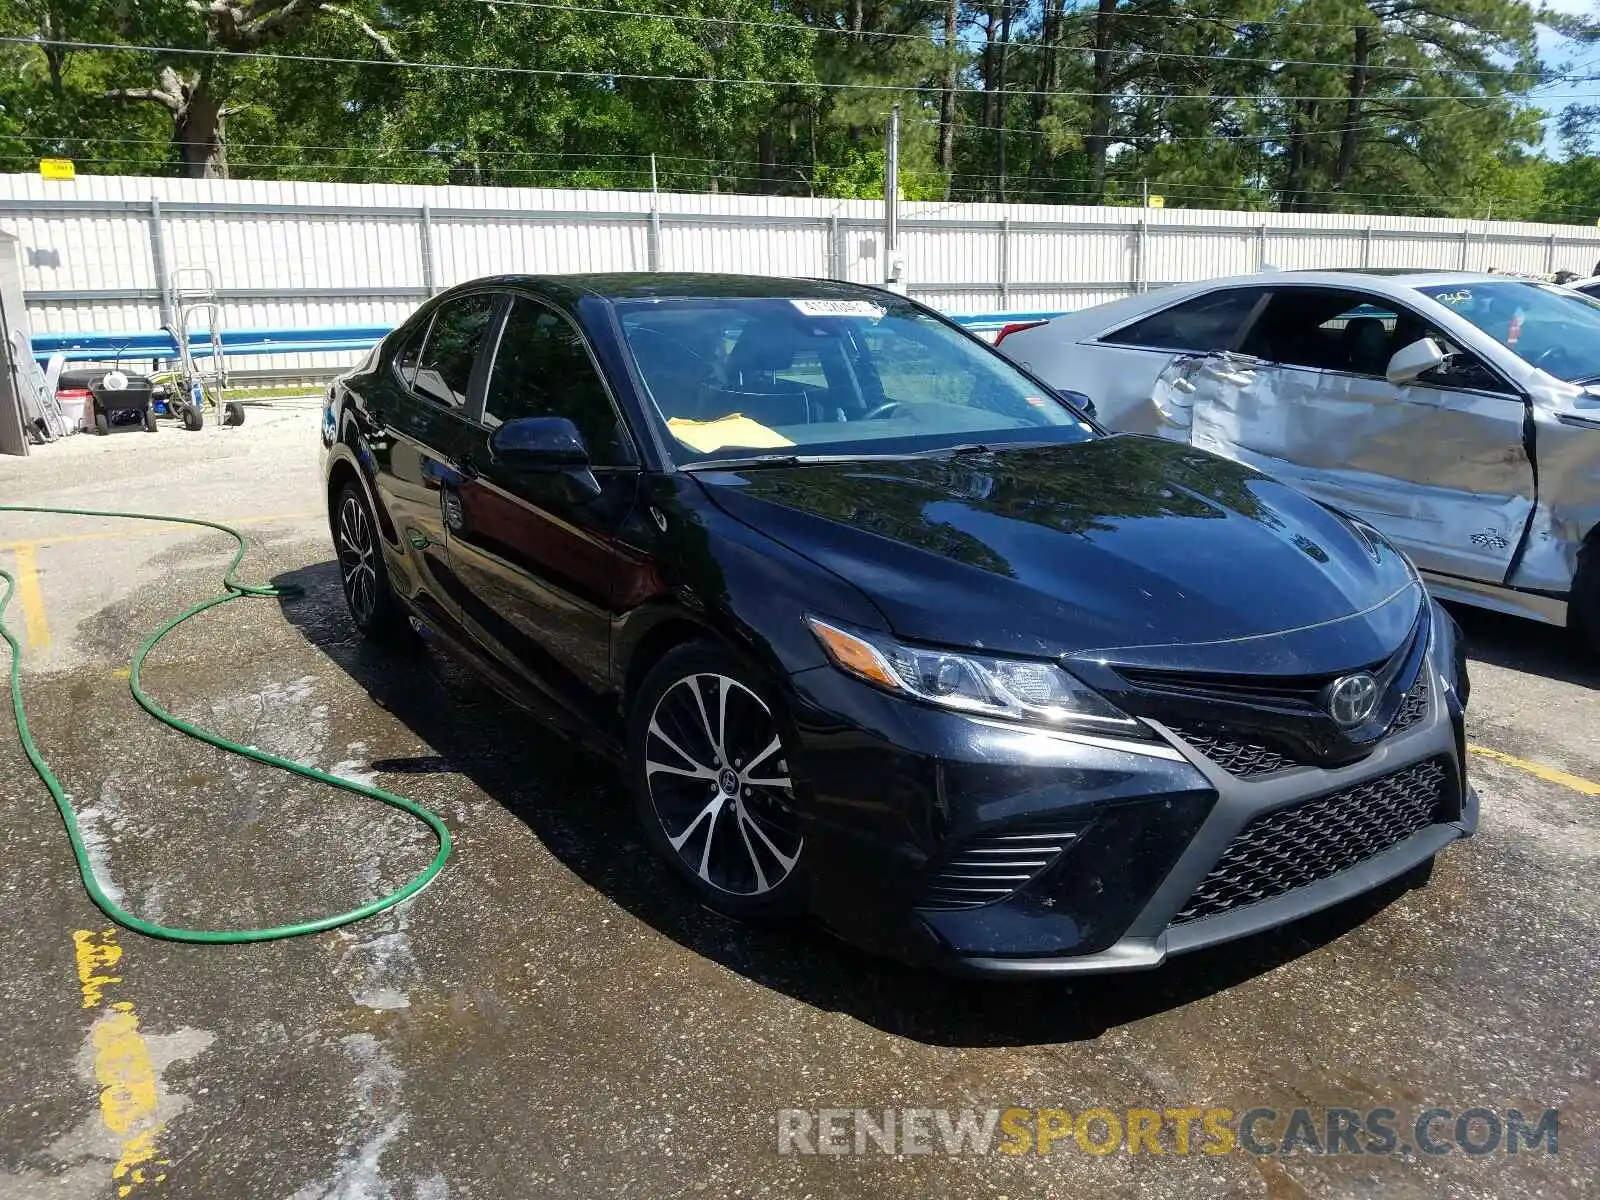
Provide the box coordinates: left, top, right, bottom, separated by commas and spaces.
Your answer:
1153, 288, 1535, 585
1509, 394, 1600, 594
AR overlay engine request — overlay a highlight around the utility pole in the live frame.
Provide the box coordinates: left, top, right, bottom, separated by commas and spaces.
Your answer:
650, 153, 658, 197
884, 103, 904, 292
997, 0, 1011, 202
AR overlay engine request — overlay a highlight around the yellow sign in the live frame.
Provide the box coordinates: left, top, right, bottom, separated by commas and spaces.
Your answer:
1148, 194, 1165, 209
39, 158, 75, 181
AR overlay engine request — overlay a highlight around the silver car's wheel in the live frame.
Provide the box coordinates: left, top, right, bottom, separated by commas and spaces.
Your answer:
642, 670, 803, 898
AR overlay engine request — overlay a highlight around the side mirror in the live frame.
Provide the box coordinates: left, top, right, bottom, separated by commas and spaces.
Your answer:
1054, 387, 1096, 419
488, 416, 602, 501
489, 416, 589, 468
1386, 337, 1447, 385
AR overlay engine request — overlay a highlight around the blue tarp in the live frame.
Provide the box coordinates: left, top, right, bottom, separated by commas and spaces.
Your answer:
33, 312, 1068, 365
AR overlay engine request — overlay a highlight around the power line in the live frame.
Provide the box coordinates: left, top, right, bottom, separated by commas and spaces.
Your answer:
1056, 1, 1551, 42
6, 135, 1578, 214
912, 97, 1517, 147
0, 151, 794, 187
0, 131, 821, 169
468, 0, 1562, 82
3, 36, 1585, 103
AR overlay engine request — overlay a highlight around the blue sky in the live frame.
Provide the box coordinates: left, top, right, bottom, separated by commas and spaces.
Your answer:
1535, 0, 1600, 154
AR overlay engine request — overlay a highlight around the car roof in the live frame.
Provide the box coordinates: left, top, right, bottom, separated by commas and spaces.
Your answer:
441, 272, 895, 302
1054, 269, 1541, 326
1239, 268, 1510, 289
1012, 268, 1557, 348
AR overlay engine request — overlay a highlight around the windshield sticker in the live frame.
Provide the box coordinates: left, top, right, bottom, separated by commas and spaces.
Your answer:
1434, 289, 1473, 305
666, 414, 796, 454
789, 299, 885, 319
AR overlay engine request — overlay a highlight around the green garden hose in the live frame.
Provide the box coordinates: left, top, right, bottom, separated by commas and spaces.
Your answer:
0, 503, 451, 943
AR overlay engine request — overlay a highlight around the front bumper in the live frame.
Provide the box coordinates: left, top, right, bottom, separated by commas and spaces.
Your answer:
782, 636, 1473, 976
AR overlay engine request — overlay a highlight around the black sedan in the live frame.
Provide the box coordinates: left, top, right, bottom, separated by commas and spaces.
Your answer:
320, 273, 1474, 975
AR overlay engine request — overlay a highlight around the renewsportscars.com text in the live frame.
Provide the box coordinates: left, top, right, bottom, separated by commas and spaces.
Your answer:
776, 1106, 1560, 1157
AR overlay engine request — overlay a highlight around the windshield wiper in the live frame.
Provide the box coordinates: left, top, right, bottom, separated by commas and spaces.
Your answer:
681, 440, 1070, 472
680, 451, 909, 471
911, 439, 1063, 458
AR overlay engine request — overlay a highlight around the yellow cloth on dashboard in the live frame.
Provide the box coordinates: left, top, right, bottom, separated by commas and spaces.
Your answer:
667, 414, 795, 453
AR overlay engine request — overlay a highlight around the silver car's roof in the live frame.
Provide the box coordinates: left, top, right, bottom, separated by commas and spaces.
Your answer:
1172, 268, 1516, 292
1041, 270, 1550, 337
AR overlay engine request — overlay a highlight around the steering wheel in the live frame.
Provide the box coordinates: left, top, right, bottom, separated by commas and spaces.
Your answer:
1532, 344, 1575, 375
862, 401, 904, 420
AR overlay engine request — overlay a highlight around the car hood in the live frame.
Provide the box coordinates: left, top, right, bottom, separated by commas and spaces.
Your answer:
694, 435, 1423, 673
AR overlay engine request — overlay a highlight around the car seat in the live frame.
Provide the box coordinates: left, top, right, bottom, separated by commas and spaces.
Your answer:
1341, 316, 1391, 376
722, 324, 824, 426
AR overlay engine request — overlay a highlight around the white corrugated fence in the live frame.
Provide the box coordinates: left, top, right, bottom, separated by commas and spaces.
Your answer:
4, 172, 1599, 379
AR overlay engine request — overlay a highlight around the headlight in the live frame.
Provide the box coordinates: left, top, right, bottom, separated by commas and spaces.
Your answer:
805, 616, 1148, 736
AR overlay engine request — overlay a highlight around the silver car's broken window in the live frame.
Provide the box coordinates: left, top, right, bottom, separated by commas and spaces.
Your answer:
1239, 287, 1514, 395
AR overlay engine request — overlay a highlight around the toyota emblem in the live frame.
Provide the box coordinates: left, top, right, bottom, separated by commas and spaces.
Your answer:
1327, 672, 1381, 728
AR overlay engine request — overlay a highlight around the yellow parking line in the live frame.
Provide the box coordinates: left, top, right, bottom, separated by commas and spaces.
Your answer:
7, 542, 50, 651
0, 509, 320, 552
74, 929, 171, 1197
1467, 743, 1600, 797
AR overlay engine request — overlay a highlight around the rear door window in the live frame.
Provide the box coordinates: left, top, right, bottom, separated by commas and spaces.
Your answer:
1102, 288, 1267, 353
413, 293, 497, 408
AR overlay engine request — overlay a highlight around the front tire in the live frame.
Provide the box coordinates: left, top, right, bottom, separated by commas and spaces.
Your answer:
628, 642, 806, 919
333, 481, 413, 645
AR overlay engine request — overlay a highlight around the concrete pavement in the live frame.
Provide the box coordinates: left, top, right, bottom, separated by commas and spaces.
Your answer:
2, 410, 1596, 1198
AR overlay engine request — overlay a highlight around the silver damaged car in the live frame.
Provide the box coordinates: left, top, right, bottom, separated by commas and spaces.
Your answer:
997, 269, 1600, 647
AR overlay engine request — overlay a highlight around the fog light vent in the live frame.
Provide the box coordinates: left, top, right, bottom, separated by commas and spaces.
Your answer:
918, 826, 1084, 911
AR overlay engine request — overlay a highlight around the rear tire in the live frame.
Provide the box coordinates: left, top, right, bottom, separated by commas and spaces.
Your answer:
179, 402, 204, 432
223, 401, 245, 427
627, 641, 806, 920
93, 411, 108, 435
333, 481, 415, 646
143, 408, 158, 432
1572, 535, 1600, 656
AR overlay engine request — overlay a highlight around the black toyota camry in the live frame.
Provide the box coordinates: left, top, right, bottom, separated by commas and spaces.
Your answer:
320, 273, 1475, 976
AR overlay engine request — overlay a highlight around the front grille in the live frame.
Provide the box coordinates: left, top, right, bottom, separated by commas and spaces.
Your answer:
1116, 666, 1332, 710
1168, 726, 1301, 778
1170, 757, 1448, 926
918, 827, 1084, 911
1390, 671, 1430, 733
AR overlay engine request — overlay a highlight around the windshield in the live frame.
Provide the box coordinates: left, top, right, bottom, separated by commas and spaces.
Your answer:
1416, 280, 1600, 383
614, 295, 1095, 463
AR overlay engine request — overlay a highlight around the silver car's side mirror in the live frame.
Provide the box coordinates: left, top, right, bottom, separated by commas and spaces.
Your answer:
1386, 337, 1447, 385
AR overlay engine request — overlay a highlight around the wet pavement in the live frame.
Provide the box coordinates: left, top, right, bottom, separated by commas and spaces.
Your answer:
2, 410, 1597, 1198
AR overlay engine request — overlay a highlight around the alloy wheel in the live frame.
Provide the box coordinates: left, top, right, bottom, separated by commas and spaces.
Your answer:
337, 494, 379, 626
644, 673, 802, 896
